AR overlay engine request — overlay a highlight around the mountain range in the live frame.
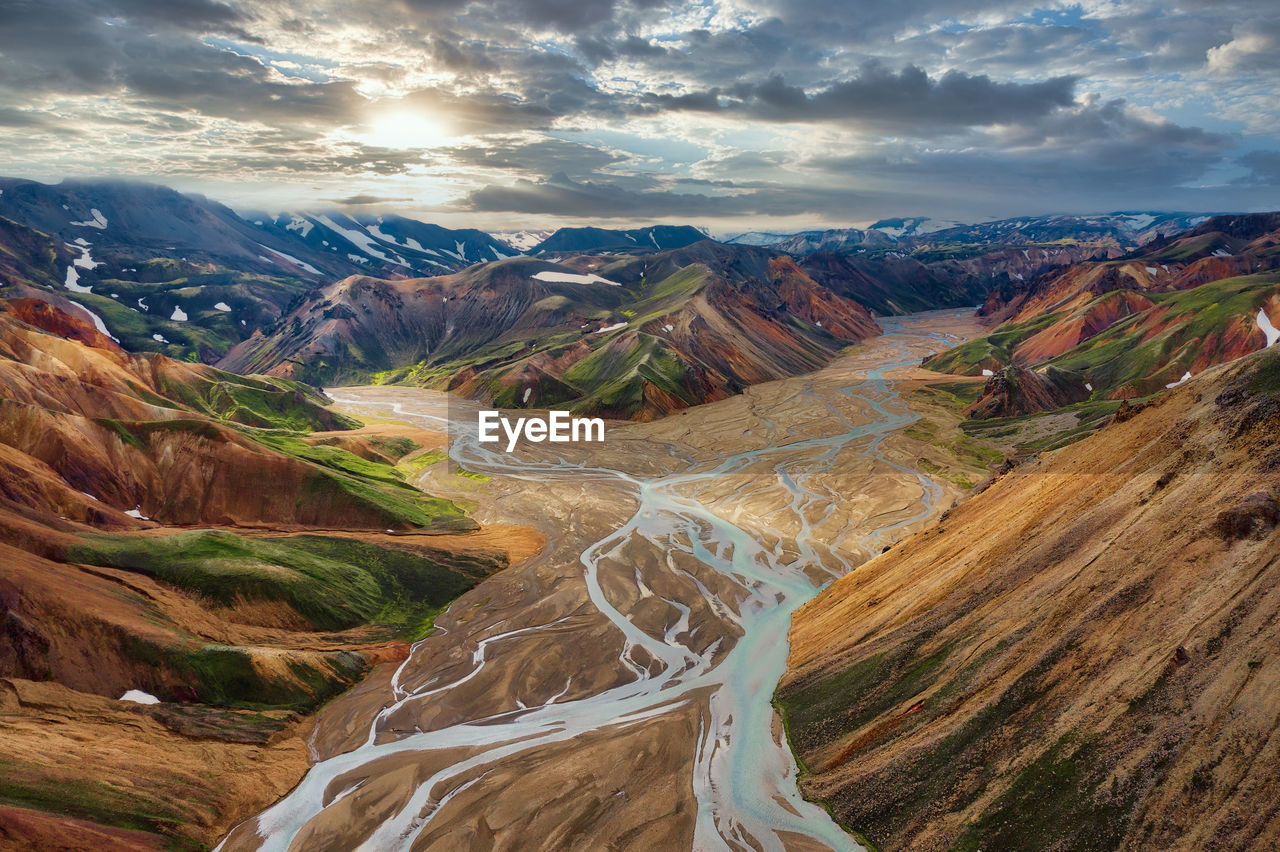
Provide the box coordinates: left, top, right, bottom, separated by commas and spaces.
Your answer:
220, 242, 881, 420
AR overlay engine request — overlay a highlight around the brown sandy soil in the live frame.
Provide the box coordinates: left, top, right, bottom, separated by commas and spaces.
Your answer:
0, 679, 311, 851
779, 346, 1280, 851
217, 310, 992, 850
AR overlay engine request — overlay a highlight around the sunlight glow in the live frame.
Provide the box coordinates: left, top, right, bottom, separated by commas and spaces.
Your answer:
361, 111, 453, 150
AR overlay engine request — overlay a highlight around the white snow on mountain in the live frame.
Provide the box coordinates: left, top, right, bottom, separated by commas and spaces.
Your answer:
532, 270, 621, 286
69, 208, 108, 229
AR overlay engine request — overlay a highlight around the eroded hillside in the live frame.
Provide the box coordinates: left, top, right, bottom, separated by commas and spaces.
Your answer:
779, 347, 1280, 850
0, 300, 541, 850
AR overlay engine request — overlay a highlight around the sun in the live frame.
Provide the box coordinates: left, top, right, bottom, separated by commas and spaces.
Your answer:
361, 111, 453, 150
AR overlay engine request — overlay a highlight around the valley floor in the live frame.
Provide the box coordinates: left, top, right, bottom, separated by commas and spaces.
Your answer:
217, 309, 992, 851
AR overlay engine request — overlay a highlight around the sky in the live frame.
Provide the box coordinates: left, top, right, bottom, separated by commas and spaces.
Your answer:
1, 0, 1279, 234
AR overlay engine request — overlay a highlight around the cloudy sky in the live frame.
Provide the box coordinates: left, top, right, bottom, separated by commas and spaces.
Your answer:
2, 0, 1278, 233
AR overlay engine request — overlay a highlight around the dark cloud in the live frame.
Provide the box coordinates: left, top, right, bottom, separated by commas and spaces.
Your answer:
637, 63, 1078, 131
462, 172, 737, 217
1235, 150, 1280, 186
441, 137, 627, 178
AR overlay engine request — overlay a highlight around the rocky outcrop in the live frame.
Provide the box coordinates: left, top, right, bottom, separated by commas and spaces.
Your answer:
964, 365, 1091, 419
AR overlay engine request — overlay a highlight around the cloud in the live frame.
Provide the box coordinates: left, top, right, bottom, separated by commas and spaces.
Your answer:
333, 194, 413, 204
636, 63, 1078, 133
1235, 150, 1280, 186
0, 0, 1272, 228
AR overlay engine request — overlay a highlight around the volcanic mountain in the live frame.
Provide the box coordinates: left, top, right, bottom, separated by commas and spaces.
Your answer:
528, 224, 708, 255
779, 346, 1280, 850
926, 213, 1280, 412
734, 212, 1213, 254
0, 297, 539, 848
220, 241, 882, 420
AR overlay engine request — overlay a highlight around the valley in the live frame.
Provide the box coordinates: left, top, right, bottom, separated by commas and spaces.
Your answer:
216, 309, 989, 851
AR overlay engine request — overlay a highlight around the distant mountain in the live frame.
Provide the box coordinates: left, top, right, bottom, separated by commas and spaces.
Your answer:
925, 212, 1280, 409
0, 177, 519, 363
492, 229, 555, 251
797, 243, 1112, 316
529, 225, 708, 255
921, 212, 1213, 248
221, 241, 881, 420
253, 211, 518, 274
728, 212, 1218, 256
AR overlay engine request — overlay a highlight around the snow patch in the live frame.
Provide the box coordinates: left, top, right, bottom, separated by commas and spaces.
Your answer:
522, 387, 532, 403
663, 323, 674, 332
532, 270, 621, 286
981, 369, 995, 377
68, 302, 119, 342
258, 244, 322, 275
119, 689, 160, 704
285, 215, 314, 237
64, 265, 92, 293
1212, 248, 1232, 258
170, 305, 187, 322
315, 214, 408, 267
1145, 266, 1158, 275
1165, 371, 1192, 389
213, 301, 231, 312
124, 508, 149, 519
593, 321, 628, 334
1085, 382, 1093, 391
1257, 308, 1280, 347
152, 333, 168, 343
70, 208, 108, 229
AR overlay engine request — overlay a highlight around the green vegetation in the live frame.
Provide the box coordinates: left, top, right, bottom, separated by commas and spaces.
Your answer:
924, 311, 1062, 375
778, 641, 955, 753
0, 758, 196, 850
954, 735, 1135, 852
70, 262, 311, 361
563, 333, 695, 416
918, 458, 976, 489
69, 530, 495, 634
247, 430, 470, 528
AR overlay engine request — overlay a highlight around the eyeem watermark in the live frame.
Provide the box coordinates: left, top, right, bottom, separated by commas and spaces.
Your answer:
478, 410, 605, 452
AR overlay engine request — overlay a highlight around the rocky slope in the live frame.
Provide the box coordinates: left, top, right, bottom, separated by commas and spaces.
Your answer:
221, 241, 882, 420
528, 224, 707, 255
798, 244, 1110, 316
925, 214, 1280, 410
779, 347, 1280, 850
0, 298, 541, 849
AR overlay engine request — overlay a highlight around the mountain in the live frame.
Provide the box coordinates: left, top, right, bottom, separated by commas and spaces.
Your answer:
529, 225, 708, 255
0, 295, 541, 848
926, 213, 1280, 407
491, 229, 555, 252
778, 346, 1280, 850
768, 228, 898, 254
220, 241, 882, 420
732, 212, 1215, 255
797, 244, 1110, 316
0, 177, 521, 364
253, 211, 518, 273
